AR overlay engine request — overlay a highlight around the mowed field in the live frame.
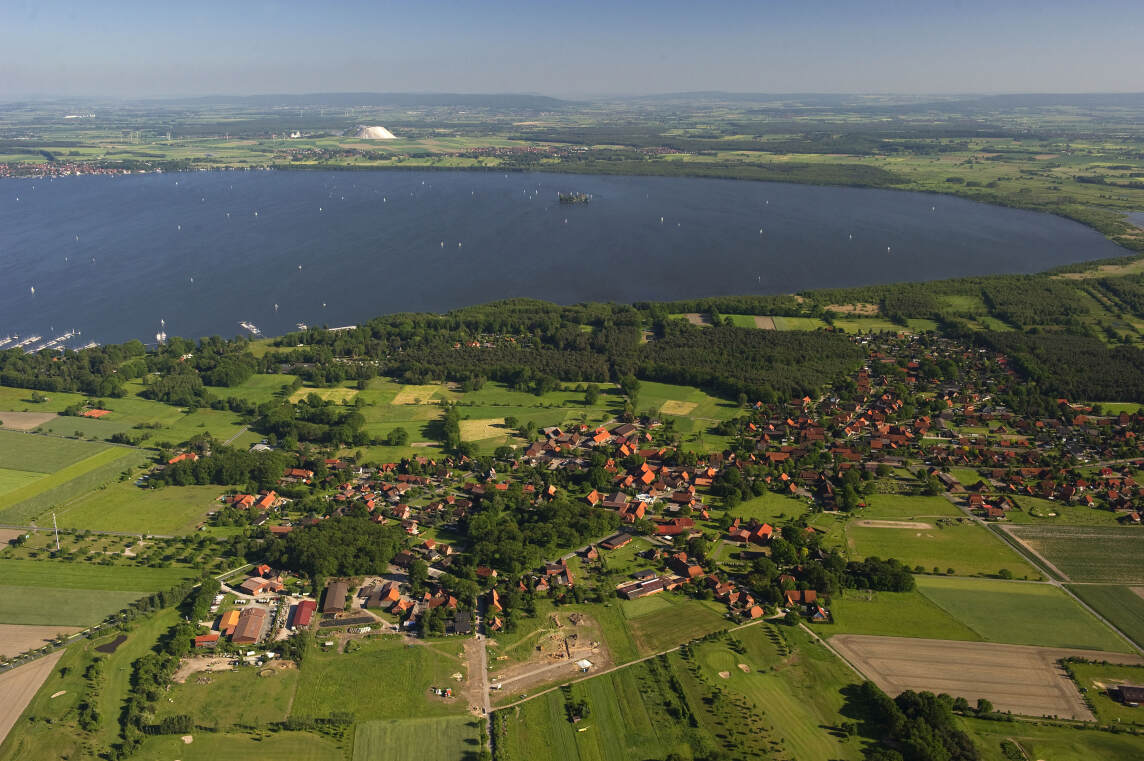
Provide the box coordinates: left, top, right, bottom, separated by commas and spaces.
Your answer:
135, 731, 344, 761
915, 576, 1133, 652
844, 520, 1041, 579
53, 482, 223, 535
830, 634, 1144, 720
352, 716, 479, 761
1005, 525, 1144, 583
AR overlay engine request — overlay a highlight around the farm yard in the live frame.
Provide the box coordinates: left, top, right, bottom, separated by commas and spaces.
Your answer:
828, 634, 1144, 720
1004, 525, 1144, 584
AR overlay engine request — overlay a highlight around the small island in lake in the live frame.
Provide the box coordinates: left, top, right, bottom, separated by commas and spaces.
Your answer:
558, 191, 592, 205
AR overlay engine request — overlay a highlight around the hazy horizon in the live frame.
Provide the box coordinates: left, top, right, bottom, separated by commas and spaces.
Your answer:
3, 0, 1143, 99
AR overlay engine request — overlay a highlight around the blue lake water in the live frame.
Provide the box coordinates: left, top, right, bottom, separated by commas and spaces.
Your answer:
0, 170, 1126, 346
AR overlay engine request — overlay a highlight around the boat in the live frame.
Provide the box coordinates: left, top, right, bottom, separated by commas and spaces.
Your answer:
296, 323, 308, 331
0, 336, 13, 348
239, 321, 261, 336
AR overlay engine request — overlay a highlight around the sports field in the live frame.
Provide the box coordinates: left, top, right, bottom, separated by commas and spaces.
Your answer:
915, 576, 1132, 652
1005, 525, 1144, 583
830, 634, 1143, 720
352, 716, 479, 761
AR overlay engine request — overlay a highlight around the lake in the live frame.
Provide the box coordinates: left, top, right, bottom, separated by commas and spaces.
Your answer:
0, 170, 1126, 347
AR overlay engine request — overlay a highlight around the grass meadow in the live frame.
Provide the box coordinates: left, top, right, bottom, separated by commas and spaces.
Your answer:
352, 716, 480, 761
814, 588, 982, 641
1008, 525, 1144, 584
53, 482, 223, 535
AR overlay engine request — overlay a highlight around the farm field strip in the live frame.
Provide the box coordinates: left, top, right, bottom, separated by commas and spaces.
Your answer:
0, 560, 194, 592
1004, 525, 1144, 584
0, 447, 148, 522
0, 624, 82, 659
352, 716, 479, 761
1066, 584, 1144, 650
830, 635, 1144, 720
0, 650, 63, 749
0, 586, 156, 626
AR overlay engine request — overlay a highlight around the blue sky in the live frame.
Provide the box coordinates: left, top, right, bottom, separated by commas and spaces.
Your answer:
2, 0, 1142, 97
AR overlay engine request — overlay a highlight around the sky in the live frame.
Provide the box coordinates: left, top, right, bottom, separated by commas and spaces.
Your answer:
2, 0, 1143, 98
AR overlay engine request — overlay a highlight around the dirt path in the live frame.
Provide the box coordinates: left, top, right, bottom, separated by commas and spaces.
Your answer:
854, 520, 933, 529
0, 649, 63, 747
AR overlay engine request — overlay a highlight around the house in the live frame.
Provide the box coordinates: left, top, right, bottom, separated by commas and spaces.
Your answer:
668, 553, 703, 579
293, 599, 317, 628
194, 632, 220, 648
323, 580, 349, 614
655, 517, 694, 536
238, 576, 272, 596
784, 589, 818, 607
616, 576, 667, 600
453, 611, 473, 635
219, 609, 240, 635
255, 491, 279, 511
1114, 684, 1144, 706
231, 607, 268, 645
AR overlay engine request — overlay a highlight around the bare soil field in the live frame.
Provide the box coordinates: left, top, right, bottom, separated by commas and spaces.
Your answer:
0, 529, 28, 545
827, 303, 880, 315
489, 612, 611, 700
854, 520, 933, 529
172, 656, 235, 684
682, 313, 711, 326
0, 412, 58, 431
0, 649, 63, 746
0, 625, 80, 659
831, 634, 1144, 720
753, 316, 776, 329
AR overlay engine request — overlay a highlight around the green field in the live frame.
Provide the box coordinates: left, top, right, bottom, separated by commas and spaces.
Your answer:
1067, 584, 1144, 649
352, 716, 480, 761
623, 596, 729, 655
964, 716, 1144, 761
814, 588, 982, 641
732, 490, 808, 523
0, 429, 112, 472
845, 520, 1041, 579
157, 663, 302, 730
1008, 525, 1144, 583
0, 468, 44, 497
54, 482, 223, 534
292, 636, 467, 721
916, 576, 1132, 652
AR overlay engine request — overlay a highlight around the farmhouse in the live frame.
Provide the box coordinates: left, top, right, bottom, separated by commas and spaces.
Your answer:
1115, 684, 1144, 706
293, 599, 317, 628
219, 609, 240, 636
231, 607, 268, 645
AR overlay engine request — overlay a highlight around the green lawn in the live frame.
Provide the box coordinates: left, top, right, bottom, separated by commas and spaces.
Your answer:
845, 520, 1041, 579
916, 576, 1132, 652
1067, 584, 1144, 650
292, 636, 467, 721
137, 731, 344, 761
157, 663, 302, 730
732, 490, 808, 523
1007, 525, 1144, 583
0, 385, 87, 413
814, 588, 982, 641
54, 482, 223, 535
210, 373, 299, 404
636, 381, 739, 421
353, 716, 480, 761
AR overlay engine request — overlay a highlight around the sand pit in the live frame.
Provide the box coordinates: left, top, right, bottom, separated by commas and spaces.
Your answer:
830, 634, 1144, 720
50, 690, 66, 698
0, 650, 64, 747
754, 316, 776, 329
0, 624, 80, 659
718, 671, 731, 679
391, 384, 444, 405
660, 401, 698, 416
181, 734, 194, 744
0, 411, 58, 431
737, 663, 750, 672
353, 125, 397, 140
854, 520, 934, 529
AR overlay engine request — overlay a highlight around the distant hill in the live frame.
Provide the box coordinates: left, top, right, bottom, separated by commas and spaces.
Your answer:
145, 92, 569, 109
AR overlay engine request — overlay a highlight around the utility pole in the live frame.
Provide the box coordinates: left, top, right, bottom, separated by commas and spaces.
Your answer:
52, 512, 60, 551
